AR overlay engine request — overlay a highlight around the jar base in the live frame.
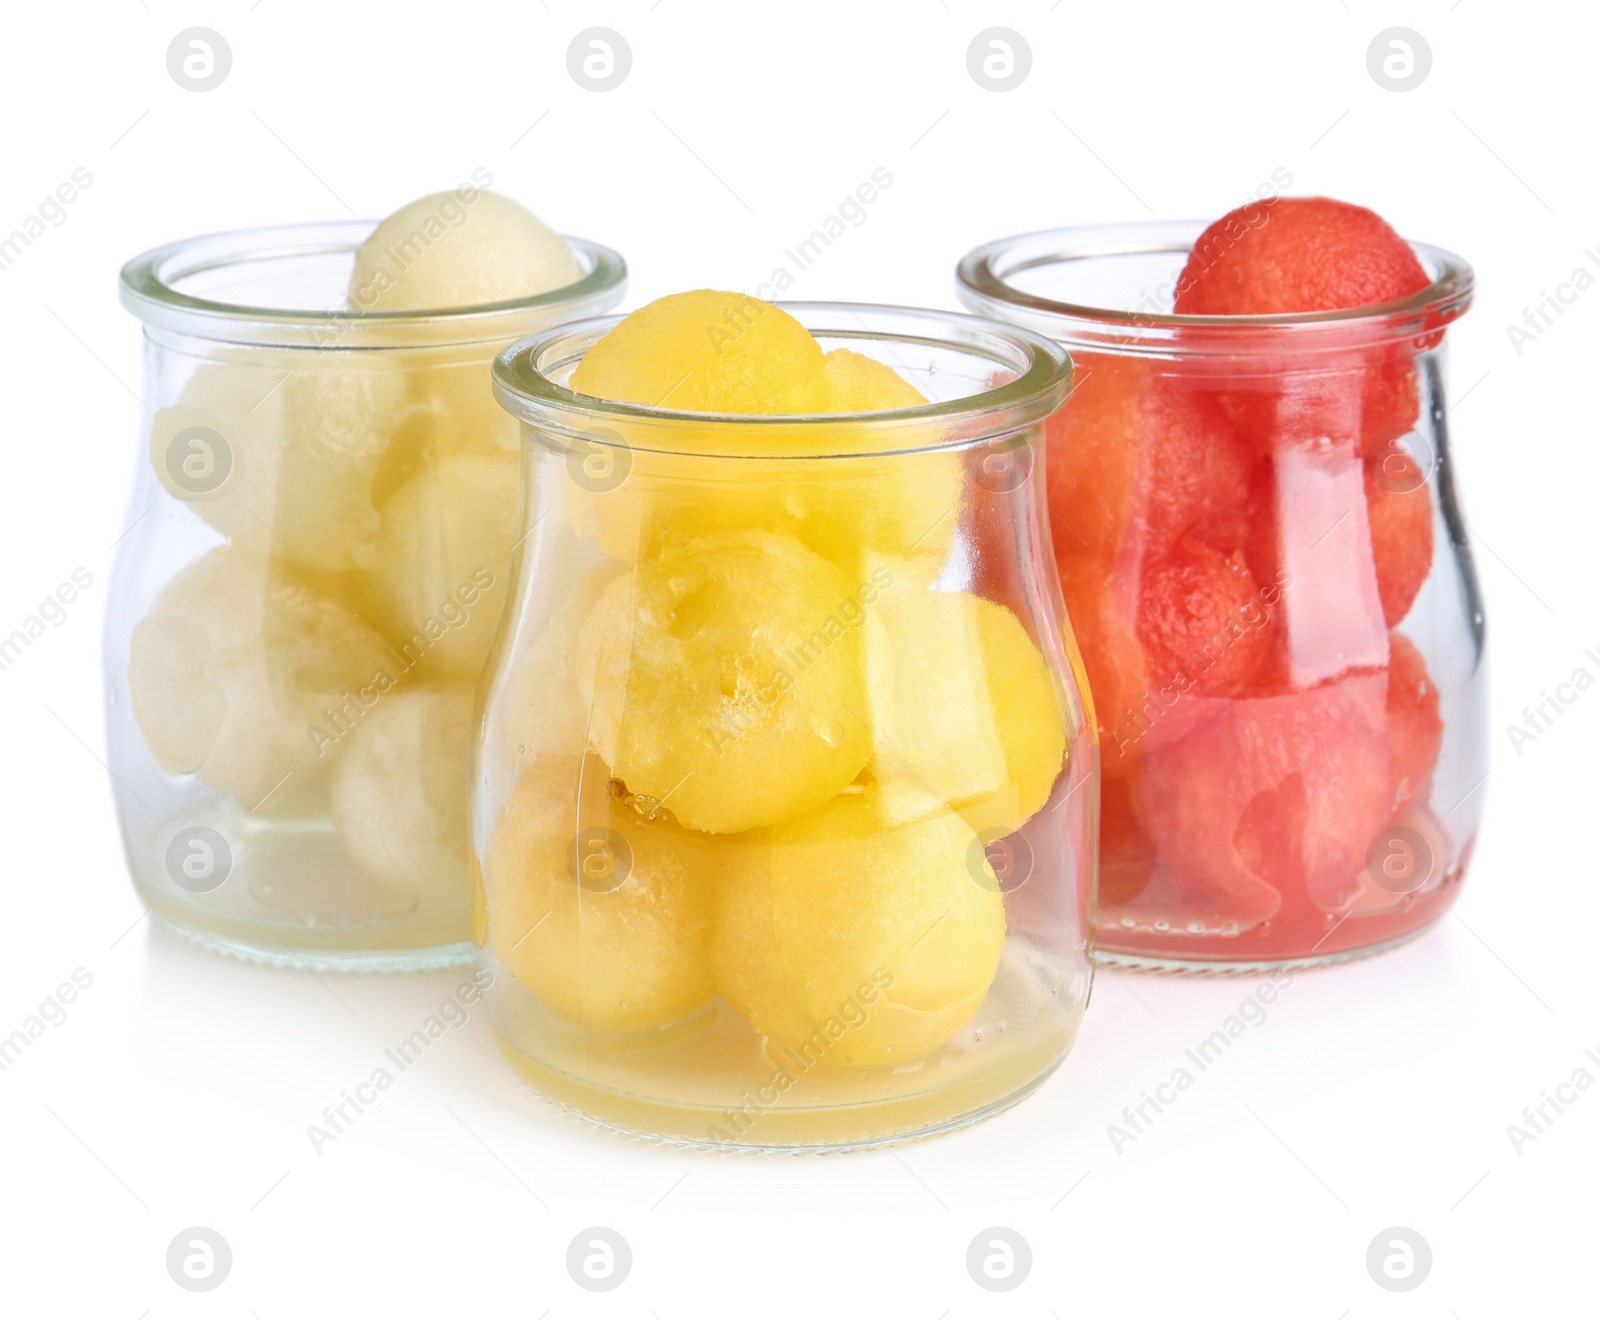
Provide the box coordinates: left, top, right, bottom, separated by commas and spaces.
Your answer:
144, 894, 475, 973
491, 1022, 1066, 1154
1094, 918, 1439, 976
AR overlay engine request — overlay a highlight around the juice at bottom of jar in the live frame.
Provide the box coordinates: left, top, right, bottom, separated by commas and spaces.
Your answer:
119, 786, 473, 969
487, 940, 1082, 1150
1099, 853, 1470, 969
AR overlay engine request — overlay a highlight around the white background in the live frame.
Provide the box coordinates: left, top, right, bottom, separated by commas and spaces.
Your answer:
0, 1, 1594, 1315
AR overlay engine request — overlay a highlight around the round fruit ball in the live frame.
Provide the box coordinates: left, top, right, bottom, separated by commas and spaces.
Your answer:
329, 684, 476, 911
1173, 196, 1430, 316
351, 450, 521, 679
1045, 353, 1255, 564
1135, 535, 1278, 699
151, 357, 422, 575
128, 546, 393, 807
568, 292, 956, 584
1366, 449, 1434, 627
710, 782, 1006, 1069
348, 190, 579, 311
1173, 197, 1430, 459
572, 289, 830, 415
1386, 632, 1443, 812
482, 755, 718, 1032
574, 529, 880, 834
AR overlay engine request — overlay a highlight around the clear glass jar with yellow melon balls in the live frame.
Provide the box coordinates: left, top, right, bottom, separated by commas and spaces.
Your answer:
478, 293, 1097, 1149
107, 188, 626, 969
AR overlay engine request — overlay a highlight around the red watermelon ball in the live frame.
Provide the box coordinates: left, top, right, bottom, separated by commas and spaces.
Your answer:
1367, 448, 1434, 626
1386, 632, 1443, 811
1135, 535, 1279, 699
1046, 353, 1258, 564
1174, 197, 1429, 458
1173, 196, 1431, 316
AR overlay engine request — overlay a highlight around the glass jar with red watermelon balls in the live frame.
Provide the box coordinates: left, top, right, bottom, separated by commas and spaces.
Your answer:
957, 222, 1486, 971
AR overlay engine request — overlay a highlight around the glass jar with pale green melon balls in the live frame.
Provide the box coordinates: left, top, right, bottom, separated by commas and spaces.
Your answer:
480, 303, 1095, 1150
109, 213, 626, 969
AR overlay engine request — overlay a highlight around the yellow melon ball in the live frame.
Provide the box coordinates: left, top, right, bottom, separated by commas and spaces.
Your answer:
582, 444, 961, 587
483, 755, 717, 1031
574, 530, 879, 834
350, 450, 520, 679
128, 546, 395, 808
328, 684, 476, 909
710, 781, 1006, 1068
150, 358, 423, 574
493, 563, 621, 769
874, 592, 1067, 836
348, 190, 579, 312
571, 290, 831, 415
820, 347, 926, 411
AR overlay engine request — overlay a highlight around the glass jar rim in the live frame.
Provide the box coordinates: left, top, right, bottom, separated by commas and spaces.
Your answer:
119, 219, 628, 349
955, 221, 1474, 357
491, 301, 1072, 460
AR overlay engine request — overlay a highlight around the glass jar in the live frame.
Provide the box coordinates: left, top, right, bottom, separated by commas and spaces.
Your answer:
958, 223, 1486, 971
109, 221, 626, 970
476, 303, 1093, 1149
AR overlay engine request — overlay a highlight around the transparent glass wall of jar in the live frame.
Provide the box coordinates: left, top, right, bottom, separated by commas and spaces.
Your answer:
109, 222, 626, 969
959, 223, 1486, 971
475, 305, 1095, 1149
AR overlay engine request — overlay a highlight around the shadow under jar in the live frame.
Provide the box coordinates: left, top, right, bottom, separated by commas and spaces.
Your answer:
109, 222, 626, 970
476, 304, 1094, 1150
958, 223, 1487, 972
